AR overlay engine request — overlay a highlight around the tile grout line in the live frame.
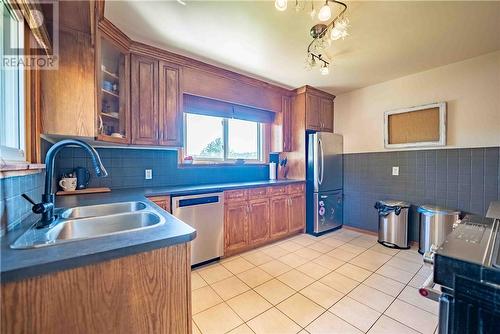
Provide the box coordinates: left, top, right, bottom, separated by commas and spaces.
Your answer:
192, 233, 436, 334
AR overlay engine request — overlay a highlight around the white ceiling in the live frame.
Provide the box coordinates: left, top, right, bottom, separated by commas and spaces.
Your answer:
105, 0, 500, 95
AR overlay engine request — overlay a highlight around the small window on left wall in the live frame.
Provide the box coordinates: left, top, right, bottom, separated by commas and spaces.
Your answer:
0, 2, 25, 162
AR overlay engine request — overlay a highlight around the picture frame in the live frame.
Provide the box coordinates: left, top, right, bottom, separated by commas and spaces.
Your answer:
384, 102, 447, 149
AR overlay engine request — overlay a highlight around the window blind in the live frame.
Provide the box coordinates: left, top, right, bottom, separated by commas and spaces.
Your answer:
184, 94, 275, 123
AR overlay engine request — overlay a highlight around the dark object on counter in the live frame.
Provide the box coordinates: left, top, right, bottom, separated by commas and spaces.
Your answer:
278, 156, 288, 179
74, 166, 91, 189
417, 204, 461, 255
22, 139, 108, 228
427, 215, 500, 334
375, 200, 411, 249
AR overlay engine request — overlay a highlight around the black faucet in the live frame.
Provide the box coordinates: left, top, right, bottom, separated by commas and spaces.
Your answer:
22, 139, 108, 228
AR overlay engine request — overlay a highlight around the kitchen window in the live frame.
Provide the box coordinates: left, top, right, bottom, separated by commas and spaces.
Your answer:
184, 113, 262, 162
182, 94, 275, 164
0, 2, 25, 163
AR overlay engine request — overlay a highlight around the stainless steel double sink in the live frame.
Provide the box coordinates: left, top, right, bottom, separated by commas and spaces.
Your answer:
11, 201, 166, 249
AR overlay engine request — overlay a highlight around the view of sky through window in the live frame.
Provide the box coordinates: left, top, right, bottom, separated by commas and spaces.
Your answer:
185, 113, 260, 161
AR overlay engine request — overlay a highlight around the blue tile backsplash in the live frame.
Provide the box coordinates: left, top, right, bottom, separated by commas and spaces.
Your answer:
55, 146, 269, 190
0, 172, 44, 234
3, 143, 498, 240
343, 147, 500, 241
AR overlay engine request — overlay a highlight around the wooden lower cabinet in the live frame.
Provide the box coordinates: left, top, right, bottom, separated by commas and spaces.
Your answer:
248, 198, 270, 245
223, 183, 306, 256
1, 244, 192, 334
147, 195, 171, 212
270, 195, 290, 238
224, 202, 249, 252
289, 193, 306, 232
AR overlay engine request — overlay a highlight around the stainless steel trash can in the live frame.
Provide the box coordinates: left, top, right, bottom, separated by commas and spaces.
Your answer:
375, 200, 411, 249
417, 205, 461, 254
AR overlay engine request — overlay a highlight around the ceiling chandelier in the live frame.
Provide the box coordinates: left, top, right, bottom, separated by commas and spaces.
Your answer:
275, 0, 349, 75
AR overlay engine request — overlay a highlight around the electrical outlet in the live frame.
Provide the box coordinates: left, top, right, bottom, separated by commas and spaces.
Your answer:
145, 169, 152, 180
392, 166, 399, 176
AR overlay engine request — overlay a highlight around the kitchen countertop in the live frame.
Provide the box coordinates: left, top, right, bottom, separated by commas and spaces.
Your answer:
1, 179, 304, 283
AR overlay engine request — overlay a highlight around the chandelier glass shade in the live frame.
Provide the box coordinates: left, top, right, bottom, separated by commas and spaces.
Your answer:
275, 0, 288, 11
274, 0, 349, 75
318, 2, 332, 22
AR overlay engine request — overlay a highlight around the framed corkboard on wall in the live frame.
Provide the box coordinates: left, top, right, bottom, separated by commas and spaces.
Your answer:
384, 102, 446, 149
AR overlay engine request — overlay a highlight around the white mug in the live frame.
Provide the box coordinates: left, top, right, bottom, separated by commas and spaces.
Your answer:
59, 177, 77, 191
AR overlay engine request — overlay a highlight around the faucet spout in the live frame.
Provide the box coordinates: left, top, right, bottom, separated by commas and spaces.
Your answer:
35, 139, 108, 227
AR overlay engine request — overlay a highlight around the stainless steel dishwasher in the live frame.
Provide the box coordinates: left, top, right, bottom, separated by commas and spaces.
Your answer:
172, 192, 224, 266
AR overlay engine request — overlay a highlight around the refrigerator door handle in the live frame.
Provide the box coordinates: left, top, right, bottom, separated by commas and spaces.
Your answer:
318, 138, 324, 185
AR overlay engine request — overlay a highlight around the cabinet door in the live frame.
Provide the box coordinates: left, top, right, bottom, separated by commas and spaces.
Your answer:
159, 61, 182, 146
248, 199, 270, 245
282, 96, 292, 152
288, 193, 306, 232
320, 97, 334, 132
96, 32, 130, 144
41, 29, 95, 137
147, 196, 171, 213
131, 54, 158, 145
224, 202, 248, 252
270, 195, 289, 238
305, 93, 321, 130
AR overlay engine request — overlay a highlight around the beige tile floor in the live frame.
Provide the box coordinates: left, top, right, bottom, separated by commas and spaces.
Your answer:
191, 229, 438, 334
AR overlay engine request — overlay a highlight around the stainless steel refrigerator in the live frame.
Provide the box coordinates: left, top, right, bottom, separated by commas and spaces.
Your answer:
307, 132, 343, 234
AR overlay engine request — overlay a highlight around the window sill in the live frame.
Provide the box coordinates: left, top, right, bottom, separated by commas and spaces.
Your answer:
0, 162, 45, 178
179, 161, 268, 168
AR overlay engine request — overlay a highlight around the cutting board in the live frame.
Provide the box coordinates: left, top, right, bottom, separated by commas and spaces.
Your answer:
56, 187, 111, 196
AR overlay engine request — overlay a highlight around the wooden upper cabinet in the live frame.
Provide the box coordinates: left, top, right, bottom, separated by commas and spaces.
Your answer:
131, 54, 159, 145
270, 195, 289, 238
288, 193, 306, 232
282, 96, 292, 152
306, 94, 334, 132
224, 202, 248, 252
41, 28, 95, 137
320, 97, 334, 132
296, 86, 335, 133
159, 61, 182, 146
248, 199, 270, 245
96, 32, 131, 144
305, 94, 321, 131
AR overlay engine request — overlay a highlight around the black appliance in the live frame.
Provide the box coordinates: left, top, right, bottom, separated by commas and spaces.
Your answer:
74, 167, 90, 190
420, 212, 500, 334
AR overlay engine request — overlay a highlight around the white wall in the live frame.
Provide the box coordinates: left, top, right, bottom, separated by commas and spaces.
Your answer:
334, 51, 500, 153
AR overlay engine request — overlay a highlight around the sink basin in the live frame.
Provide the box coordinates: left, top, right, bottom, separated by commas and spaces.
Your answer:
48, 212, 162, 242
10, 202, 165, 249
60, 201, 147, 219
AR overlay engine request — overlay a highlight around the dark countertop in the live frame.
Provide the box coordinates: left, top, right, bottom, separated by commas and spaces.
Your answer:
1, 179, 304, 283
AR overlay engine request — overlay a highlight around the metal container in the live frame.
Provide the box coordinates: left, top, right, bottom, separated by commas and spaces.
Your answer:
418, 205, 461, 254
375, 200, 411, 249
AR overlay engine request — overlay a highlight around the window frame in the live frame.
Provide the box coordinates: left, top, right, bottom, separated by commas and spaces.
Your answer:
0, 2, 26, 163
183, 113, 264, 164
0, 3, 45, 173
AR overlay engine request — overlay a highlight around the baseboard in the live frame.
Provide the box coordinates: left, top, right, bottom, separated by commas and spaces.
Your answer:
342, 225, 378, 236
